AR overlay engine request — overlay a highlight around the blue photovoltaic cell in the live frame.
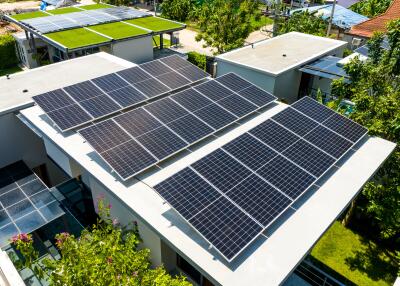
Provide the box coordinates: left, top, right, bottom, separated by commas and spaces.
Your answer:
188, 196, 262, 260
167, 114, 214, 144
33, 89, 74, 112
47, 104, 92, 131
154, 168, 221, 219
304, 125, 353, 159
144, 98, 188, 124
238, 85, 276, 107
159, 55, 192, 70
217, 94, 258, 117
194, 103, 237, 130
176, 65, 209, 82
136, 126, 187, 160
322, 113, 367, 143
192, 149, 252, 193
222, 133, 277, 171
133, 78, 170, 98
282, 139, 336, 177
171, 89, 213, 112
114, 108, 162, 137
106, 86, 147, 107
156, 71, 191, 90
249, 120, 299, 152
257, 155, 315, 200
64, 81, 104, 102
226, 174, 292, 227
79, 94, 121, 118
215, 73, 252, 91
272, 107, 319, 137
194, 80, 233, 101
91, 73, 129, 92
116, 66, 150, 84
291, 96, 336, 122
140, 60, 173, 76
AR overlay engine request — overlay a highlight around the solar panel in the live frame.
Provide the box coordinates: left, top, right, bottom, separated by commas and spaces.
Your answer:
141, 60, 173, 76
271, 107, 318, 137
194, 103, 237, 129
64, 81, 105, 102
175, 65, 209, 82
322, 113, 367, 143
114, 108, 163, 137
133, 78, 170, 98
171, 89, 213, 112
217, 94, 258, 117
159, 55, 192, 70
107, 86, 147, 107
291, 96, 335, 122
156, 71, 191, 89
144, 98, 188, 124
0, 162, 65, 247
47, 104, 92, 131
167, 114, 214, 144
237, 86, 276, 107
79, 94, 121, 118
97, 7, 149, 20
117, 66, 150, 84
33, 89, 74, 112
194, 80, 233, 101
215, 73, 252, 91
91, 74, 130, 92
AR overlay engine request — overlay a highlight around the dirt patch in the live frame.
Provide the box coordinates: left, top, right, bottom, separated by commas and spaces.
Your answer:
0, 20, 22, 34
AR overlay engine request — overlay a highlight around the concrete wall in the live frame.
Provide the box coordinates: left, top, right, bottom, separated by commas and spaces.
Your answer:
12, 33, 46, 69
311, 76, 333, 95
111, 36, 153, 64
274, 70, 302, 103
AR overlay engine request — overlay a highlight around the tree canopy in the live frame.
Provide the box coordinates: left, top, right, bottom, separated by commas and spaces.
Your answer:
279, 11, 327, 37
195, 0, 260, 54
350, 0, 393, 18
160, 0, 195, 22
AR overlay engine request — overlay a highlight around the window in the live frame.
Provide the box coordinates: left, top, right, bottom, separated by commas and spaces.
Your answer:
177, 254, 201, 284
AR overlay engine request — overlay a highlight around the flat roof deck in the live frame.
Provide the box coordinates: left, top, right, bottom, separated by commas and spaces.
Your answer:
20, 100, 395, 285
216, 32, 347, 76
0, 52, 134, 115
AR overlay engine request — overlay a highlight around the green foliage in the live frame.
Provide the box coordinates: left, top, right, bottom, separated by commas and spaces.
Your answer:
187, 51, 206, 70
10, 198, 191, 286
195, 0, 260, 54
0, 34, 18, 70
161, 0, 194, 21
95, 0, 130, 7
279, 11, 327, 36
332, 20, 400, 241
350, 0, 392, 18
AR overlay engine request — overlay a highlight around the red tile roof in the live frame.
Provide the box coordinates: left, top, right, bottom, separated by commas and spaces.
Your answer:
347, 0, 400, 38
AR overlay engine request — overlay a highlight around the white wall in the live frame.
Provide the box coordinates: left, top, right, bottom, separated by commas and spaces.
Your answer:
111, 36, 153, 64
274, 70, 302, 103
311, 76, 333, 95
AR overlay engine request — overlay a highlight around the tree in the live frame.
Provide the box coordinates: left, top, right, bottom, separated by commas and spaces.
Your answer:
160, 0, 194, 22
195, 0, 260, 55
332, 20, 400, 242
279, 11, 327, 37
95, 0, 131, 6
350, 0, 392, 18
10, 197, 191, 286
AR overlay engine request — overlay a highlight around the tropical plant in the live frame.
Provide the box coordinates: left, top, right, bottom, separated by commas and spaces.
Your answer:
161, 0, 194, 22
187, 51, 206, 70
195, 0, 260, 54
279, 11, 327, 36
0, 34, 19, 70
350, 0, 392, 18
10, 197, 191, 286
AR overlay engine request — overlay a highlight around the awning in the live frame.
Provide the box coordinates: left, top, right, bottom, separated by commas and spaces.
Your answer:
299, 56, 350, 82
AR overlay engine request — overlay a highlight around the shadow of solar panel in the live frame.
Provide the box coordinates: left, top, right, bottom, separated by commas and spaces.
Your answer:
141, 60, 173, 76
167, 114, 214, 144
171, 88, 213, 112
102, 140, 157, 179
159, 55, 192, 70
257, 155, 315, 200
154, 168, 221, 219
145, 98, 188, 124
114, 108, 162, 137
117, 66, 150, 85
291, 96, 335, 122
64, 81, 105, 102
79, 120, 131, 153
106, 86, 147, 107
283, 140, 335, 177
194, 103, 237, 129
222, 133, 277, 171
156, 71, 191, 89
20, 179, 46, 196
15, 211, 46, 234
192, 149, 252, 193
33, 89, 75, 112
322, 113, 367, 143
215, 73, 252, 91
217, 94, 258, 117
304, 125, 353, 159
238, 86, 276, 107
272, 107, 319, 137
177, 65, 209, 82
249, 120, 299, 152
47, 104, 92, 131
79, 94, 121, 118
194, 80, 233, 101
30, 190, 56, 208
133, 78, 170, 98
226, 174, 292, 227
188, 196, 262, 261
92, 73, 130, 92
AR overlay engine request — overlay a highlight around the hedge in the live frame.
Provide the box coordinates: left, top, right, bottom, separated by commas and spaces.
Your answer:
0, 34, 19, 70
187, 51, 206, 71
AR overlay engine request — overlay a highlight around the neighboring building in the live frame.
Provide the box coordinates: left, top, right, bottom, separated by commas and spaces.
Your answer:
346, 0, 400, 41
4, 4, 185, 68
0, 52, 395, 286
215, 32, 347, 103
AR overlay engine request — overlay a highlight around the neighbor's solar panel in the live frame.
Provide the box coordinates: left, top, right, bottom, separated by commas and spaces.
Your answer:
0, 162, 65, 247
79, 73, 277, 180
97, 7, 149, 20
153, 96, 368, 261
33, 55, 209, 131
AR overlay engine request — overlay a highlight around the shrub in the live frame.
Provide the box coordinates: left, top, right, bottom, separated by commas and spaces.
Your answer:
161, 0, 194, 22
0, 34, 18, 70
187, 51, 206, 71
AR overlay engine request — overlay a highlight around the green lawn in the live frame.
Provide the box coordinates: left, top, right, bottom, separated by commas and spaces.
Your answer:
48, 7, 82, 15
45, 28, 110, 49
89, 22, 149, 40
126, 17, 185, 32
311, 221, 397, 286
79, 3, 113, 10
11, 11, 49, 21
0, 66, 22, 77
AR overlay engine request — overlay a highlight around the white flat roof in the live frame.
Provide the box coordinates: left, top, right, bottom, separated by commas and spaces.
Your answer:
216, 32, 347, 76
0, 52, 134, 116
20, 103, 395, 286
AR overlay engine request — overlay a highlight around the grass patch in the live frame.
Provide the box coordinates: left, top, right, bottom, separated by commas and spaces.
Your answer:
152, 35, 171, 48
250, 15, 273, 31
79, 3, 113, 10
126, 17, 184, 32
0, 66, 22, 77
48, 7, 82, 15
89, 22, 149, 40
311, 221, 397, 286
45, 28, 110, 49
11, 11, 49, 21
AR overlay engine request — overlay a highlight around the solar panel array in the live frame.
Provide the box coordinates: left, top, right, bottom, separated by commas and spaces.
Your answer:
79, 72, 276, 180
153, 96, 368, 261
21, 7, 149, 33
33, 55, 209, 131
0, 162, 65, 247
